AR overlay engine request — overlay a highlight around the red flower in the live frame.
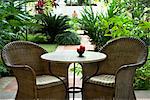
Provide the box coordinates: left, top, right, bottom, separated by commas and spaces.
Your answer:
77, 45, 85, 54
38, 0, 44, 7
35, 0, 45, 14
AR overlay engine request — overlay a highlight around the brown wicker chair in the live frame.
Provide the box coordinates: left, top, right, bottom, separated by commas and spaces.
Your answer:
82, 37, 148, 100
1, 41, 69, 100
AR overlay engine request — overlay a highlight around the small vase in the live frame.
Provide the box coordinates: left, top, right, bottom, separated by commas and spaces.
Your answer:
79, 53, 84, 57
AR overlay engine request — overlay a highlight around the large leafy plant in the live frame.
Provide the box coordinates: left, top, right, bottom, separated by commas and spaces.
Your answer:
0, 0, 38, 45
123, 0, 149, 20
79, 7, 109, 45
79, 6, 98, 40
108, 15, 134, 37
0, 0, 38, 76
35, 12, 71, 43
79, 0, 127, 46
107, 0, 125, 18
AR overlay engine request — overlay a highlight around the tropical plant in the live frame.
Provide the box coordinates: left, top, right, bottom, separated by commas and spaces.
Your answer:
54, 31, 80, 45
107, 0, 125, 18
80, 7, 99, 42
107, 15, 150, 45
122, 0, 149, 20
0, 0, 39, 48
79, 6, 111, 46
35, 12, 71, 43
68, 17, 81, 31
108, 15, 134, 38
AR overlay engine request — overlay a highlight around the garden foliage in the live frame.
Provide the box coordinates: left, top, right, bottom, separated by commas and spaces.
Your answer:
0, 0, 149, 90
34, 12, 71, 43
79, 0, 150, 89
80, 0, 150, 47
21, 33, 48, 43
79, 6, 111, 47
0, 0, 41, 46
0, 0, 39, 76
54, 31, 80, 45
134, 60, 150, 89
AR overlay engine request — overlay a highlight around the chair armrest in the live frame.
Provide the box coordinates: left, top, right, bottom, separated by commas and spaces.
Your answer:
10, 65, 37, 99
10, 65, 36, 80
120, 60, 145, 69
115, 60, 146, 79
114, 61, 145, 100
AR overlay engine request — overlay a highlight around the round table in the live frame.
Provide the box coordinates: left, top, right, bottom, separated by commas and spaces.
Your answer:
41, 50, 106, 99
41, 50, 106, 63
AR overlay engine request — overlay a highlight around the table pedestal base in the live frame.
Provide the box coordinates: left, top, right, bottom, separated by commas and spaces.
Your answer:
68, 87, 82, 93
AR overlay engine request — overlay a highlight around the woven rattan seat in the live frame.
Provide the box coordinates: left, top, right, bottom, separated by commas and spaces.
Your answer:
83, 37, 148, 100
1, 41, 68, 100
87, 75, 115, 87
36, 75, 65, 89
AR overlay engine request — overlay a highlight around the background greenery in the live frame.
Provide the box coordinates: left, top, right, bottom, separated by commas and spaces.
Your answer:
39, 44, 58, 52
54, 31, 81, 45
134, 48, 150, 90
77, 0, 150, 89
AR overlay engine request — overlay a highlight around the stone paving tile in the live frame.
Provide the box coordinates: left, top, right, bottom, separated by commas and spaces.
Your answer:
0, 91, 16, 99
4, 79, 17, 92
64, 45, 79, 50
135, 90, 150, 99
55, 45, 64, 51
0, 77, 16, 99
0, 77, 15, 92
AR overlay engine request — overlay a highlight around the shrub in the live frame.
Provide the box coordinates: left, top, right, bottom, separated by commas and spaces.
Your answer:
26, 33, 48, 43
35, 12, 71, 43
54, 31, 80, 45
68, 17, 81, 31
134, 60, 150, 90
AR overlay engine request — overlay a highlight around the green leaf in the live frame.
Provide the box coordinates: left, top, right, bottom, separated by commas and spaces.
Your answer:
9, 19, 21, 26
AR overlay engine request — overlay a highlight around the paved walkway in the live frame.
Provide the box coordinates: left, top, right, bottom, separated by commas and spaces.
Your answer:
0, 34, 150, 99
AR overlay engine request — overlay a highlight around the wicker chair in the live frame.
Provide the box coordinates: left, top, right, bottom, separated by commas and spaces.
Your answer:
1, 41, 69, 100
82, 37, 148, 100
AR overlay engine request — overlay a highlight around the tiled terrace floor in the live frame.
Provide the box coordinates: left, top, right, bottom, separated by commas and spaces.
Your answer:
0, 34, 150, 99
1, 76, 150, 99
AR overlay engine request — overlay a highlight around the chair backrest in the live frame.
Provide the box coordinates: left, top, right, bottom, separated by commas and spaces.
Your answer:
98, 37, 148, 75
1, 41, 50, 75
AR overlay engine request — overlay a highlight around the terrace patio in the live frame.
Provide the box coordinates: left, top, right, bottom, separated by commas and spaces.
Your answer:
0, 0, 150, 99
0, 34, 150, 99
